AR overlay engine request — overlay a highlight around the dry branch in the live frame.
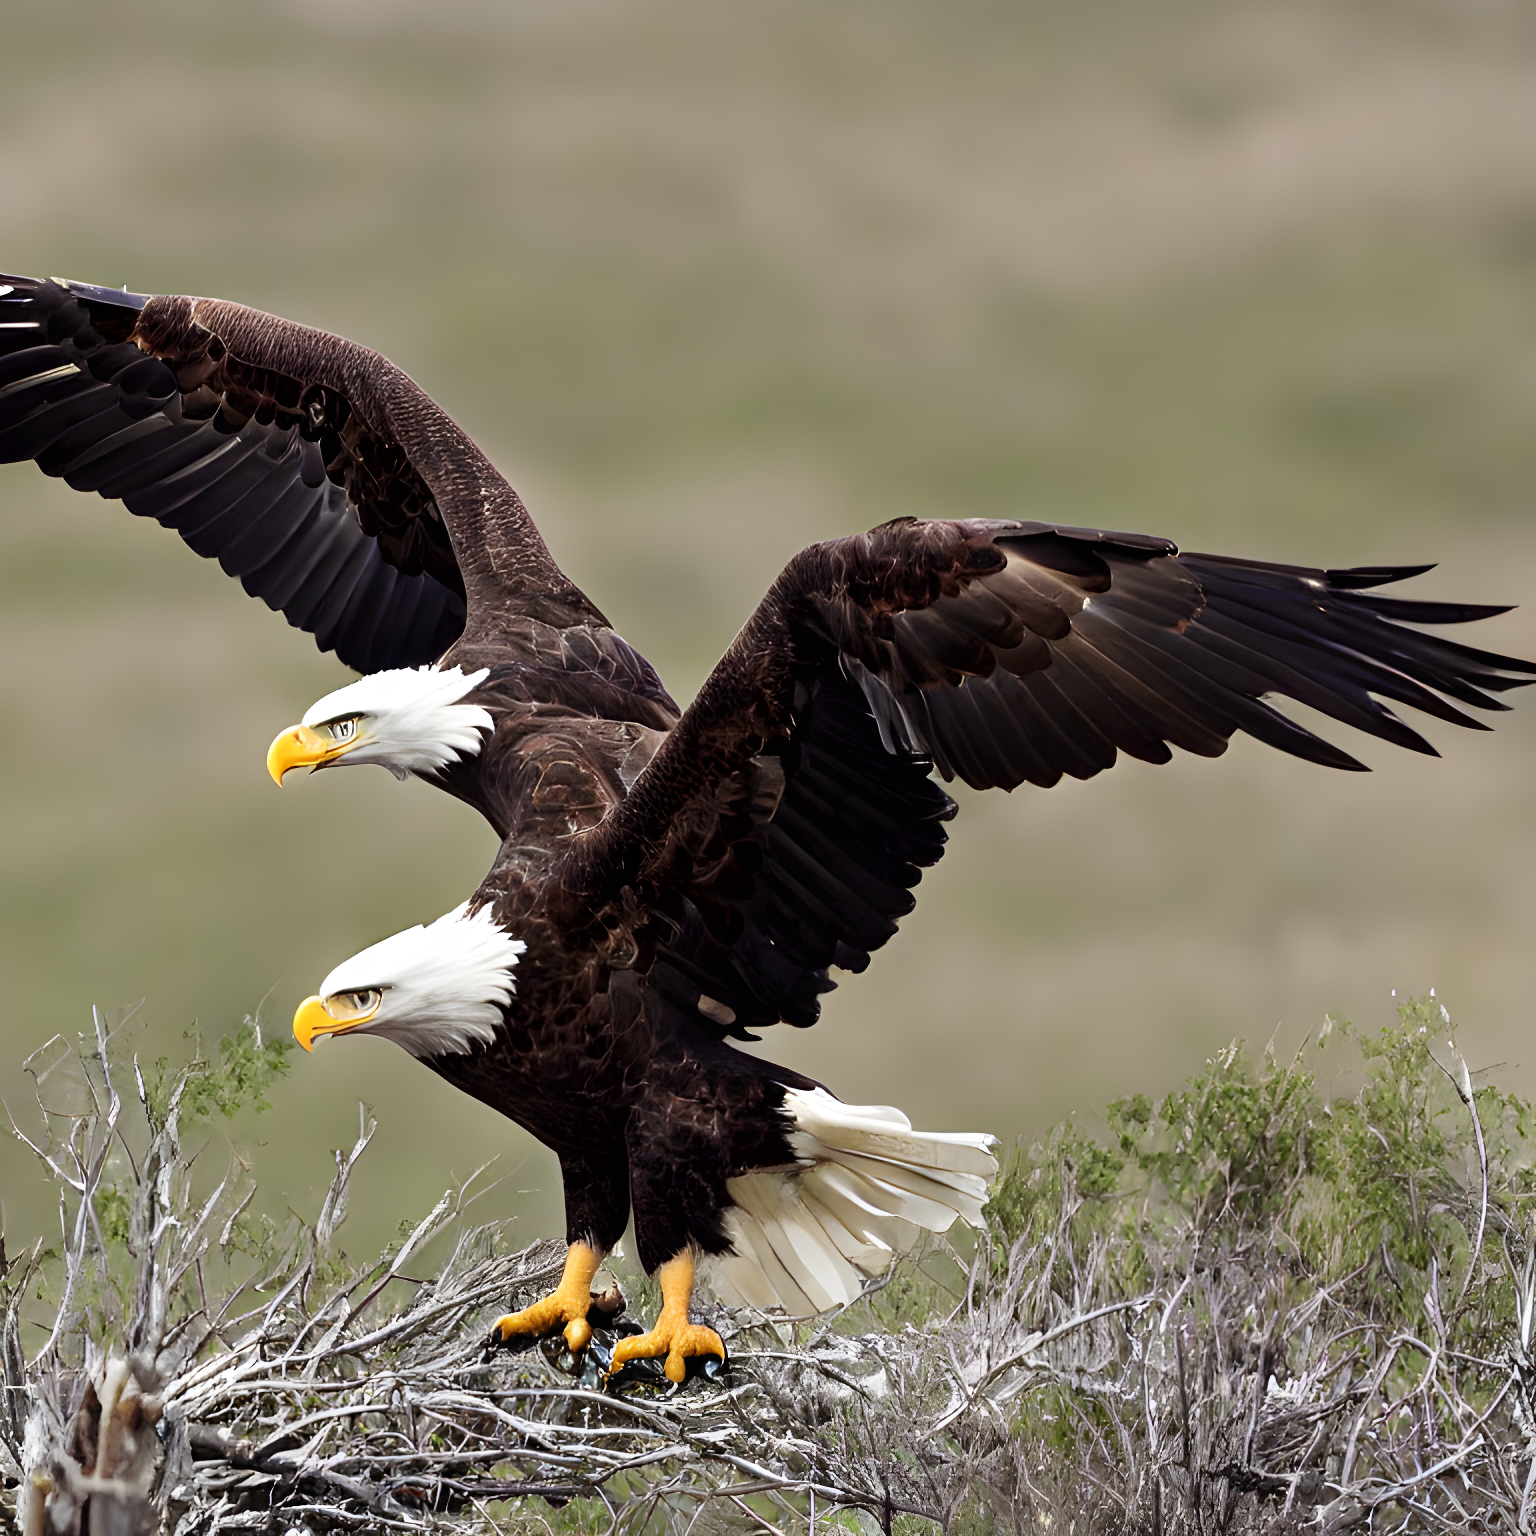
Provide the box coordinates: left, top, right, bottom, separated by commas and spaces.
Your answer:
2, 1002, 1535, 1533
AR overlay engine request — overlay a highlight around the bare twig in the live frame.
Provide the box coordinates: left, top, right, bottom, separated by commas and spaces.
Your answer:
3, 1012, 1534, 1534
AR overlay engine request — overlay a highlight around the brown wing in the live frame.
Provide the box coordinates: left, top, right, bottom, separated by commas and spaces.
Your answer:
0, 274, 599, 672
631, 667, 955, 1037
837, 523, 1536, 787
560, 517, 1535, 1037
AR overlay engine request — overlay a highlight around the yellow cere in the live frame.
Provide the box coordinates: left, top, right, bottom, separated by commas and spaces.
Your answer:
291, 988, 381, 1052
266, 721, 359, 785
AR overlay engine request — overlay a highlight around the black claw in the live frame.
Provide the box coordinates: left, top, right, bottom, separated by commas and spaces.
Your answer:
585, 1284, 627, 1326
602, 1354, 668, 1394
687, 1349, 729, 1384
481, 1323, 538, 1363
602, 1343, 730, 1396
539, 1333, 590, 1377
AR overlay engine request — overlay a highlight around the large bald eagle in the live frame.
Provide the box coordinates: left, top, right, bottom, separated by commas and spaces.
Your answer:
4, 273, 1533, 1382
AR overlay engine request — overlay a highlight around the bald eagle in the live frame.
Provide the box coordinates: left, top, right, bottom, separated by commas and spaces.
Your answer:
4, 272, 1533, 1383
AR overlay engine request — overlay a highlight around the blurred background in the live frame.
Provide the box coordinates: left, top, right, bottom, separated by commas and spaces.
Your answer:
1, 0, 1534, 1262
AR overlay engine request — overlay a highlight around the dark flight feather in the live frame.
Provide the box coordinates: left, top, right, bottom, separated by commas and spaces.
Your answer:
0, 274, 609, 672
550, 516, 1534, 1064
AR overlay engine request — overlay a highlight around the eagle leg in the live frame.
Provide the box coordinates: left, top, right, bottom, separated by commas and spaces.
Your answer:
606, 1249, 725, 1385
487, 1241, 606, 1353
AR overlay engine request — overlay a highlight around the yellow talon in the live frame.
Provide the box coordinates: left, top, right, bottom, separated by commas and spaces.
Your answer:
607, 1250, 725, 1385
489, 1241, 603, 1353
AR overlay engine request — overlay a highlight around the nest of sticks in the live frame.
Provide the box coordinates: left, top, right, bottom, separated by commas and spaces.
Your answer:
4, 1004, 1536, 1534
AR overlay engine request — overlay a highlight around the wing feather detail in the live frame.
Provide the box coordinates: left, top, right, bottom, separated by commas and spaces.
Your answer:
0, 273, 596, 672
576, 517, 1533, 1038
851, 527, 1536, 792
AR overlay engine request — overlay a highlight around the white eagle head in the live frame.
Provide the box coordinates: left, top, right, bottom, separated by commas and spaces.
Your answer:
292, 901, 525, 1060
266, 665, 492, 784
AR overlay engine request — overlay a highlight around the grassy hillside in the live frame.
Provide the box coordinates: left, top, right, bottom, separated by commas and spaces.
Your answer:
1, 0, 1534, 1265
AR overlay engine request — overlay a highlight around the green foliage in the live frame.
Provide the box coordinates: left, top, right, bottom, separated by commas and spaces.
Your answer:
984, 997, 1525, 1336
987, 1121, 1124, 1251
1108, 1034, 1316, 1225
144, 1016, 294, 1133
1303, 998, 1457, 1280
94, 1185, 130, 1246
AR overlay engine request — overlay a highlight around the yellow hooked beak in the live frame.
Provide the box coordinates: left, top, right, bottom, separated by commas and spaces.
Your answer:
267, 723, 355, 785
293, 991, 382, 1052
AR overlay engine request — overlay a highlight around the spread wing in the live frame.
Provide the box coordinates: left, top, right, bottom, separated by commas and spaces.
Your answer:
0, 274, 599, 673
841, 524, 1535, 786
564, 517, 1536, 1037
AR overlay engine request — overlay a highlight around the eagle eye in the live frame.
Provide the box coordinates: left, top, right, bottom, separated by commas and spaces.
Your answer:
322, 717, 359, 744
323, 988, 381, 1022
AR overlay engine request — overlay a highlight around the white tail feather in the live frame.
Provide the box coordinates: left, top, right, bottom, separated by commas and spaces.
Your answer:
784, 1093, 998, 1178
699, 1087, 998, 1316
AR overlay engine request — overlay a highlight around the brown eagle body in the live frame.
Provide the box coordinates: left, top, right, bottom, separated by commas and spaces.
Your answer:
4, 272, 1534, 1379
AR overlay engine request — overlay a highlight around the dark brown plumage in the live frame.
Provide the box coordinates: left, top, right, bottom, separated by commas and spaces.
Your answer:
5, 271, 1533, 1373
